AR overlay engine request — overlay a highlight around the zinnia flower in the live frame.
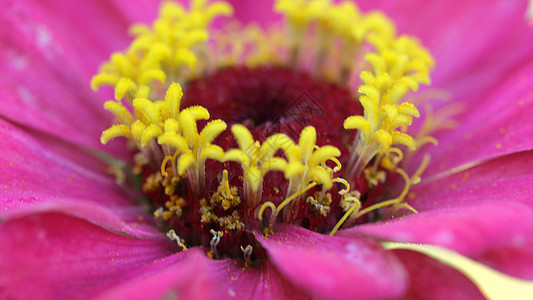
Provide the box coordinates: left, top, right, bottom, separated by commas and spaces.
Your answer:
1, 0, 533, 299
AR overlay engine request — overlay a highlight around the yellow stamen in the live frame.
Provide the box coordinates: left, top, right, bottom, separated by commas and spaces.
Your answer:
258, 181, 317, 226
330, 200, 360, 236
330, 178, 362, 235
161, 155, 173, 177
355, 154, 430, 220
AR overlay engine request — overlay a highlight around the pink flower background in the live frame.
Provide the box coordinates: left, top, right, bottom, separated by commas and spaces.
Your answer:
1, 0, 532, 299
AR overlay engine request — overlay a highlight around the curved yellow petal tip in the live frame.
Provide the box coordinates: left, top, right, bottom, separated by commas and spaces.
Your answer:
101, 124, 131, 144
114, 78, 138, 101
91, 73, 119, 91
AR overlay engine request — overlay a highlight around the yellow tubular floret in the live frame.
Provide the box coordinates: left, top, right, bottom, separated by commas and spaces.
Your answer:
165, 83, 184, 118
133, 98, 162, 125
114, 78, 138, 101
343, 23, 434, 176
130, 120, 146, 141
101, 125, 132, 145
283, 126, 341, 193
275, 0, 330, 27
179, 106, 210, 146
91, 0, 234, 97
225, 125, 297, 205
100, 80, 226, 192
225, 125, 262, 192
103, 101, 134, 126
199, 120, 227, 148
158, 132, 190, 153
91, 73, 120, 91
141, 124, 163, 147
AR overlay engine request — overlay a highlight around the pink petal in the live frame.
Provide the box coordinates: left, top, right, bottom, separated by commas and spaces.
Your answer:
6, 199, 163, 240
228, 0, 281, 27
203, 259, 309, 299
1, 118, 128, 209
3, 0, 161, 83
393, 250, 485, 300
258, 224, 407, 300
0, 0, 159, 153
0, 117, 162, 238
476, 239, 533, 281
97, 250, 213, 300
410, 150, 533, 211
101, 253, 308, 300
0, 212, 175, 300
337, 201, 533, 258
413, 61, 533, 177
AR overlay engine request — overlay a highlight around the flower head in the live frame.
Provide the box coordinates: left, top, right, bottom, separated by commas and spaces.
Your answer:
1, 0, 533, 299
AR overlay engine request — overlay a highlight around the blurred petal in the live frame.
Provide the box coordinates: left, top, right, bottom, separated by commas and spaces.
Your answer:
227, 0, 280, 26
200, 259, 309, 300
258, 225, 407, 300
393, 250, 484, 300
357, 0, 533, 85
98, 250, 213, 300
100, 252, 308, 300
477, 239, 533, 281
226, 0, 533, 88
0, 212, 175, 300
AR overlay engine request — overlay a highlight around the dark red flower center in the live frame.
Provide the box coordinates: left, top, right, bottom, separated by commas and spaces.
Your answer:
139, 66, 386, 264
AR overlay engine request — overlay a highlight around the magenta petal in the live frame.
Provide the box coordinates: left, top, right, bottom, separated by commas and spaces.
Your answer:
0, 1, 111, 150
1, 118, 129, 210
257, 225, 407, 300
476, 239, 533, 281
414, 61, 533, 177
6, 199, 163, 239
410, 150, 533, 210
0, 0, 153, 153
97, 250, 213, 300
228, 0, 281, 26
393, 250, 485, 300
0, 212, 175, 300
203, 260, 309, 300
338, 202, 533, 258
101, 254, 308, 300
0, 117, 166, 237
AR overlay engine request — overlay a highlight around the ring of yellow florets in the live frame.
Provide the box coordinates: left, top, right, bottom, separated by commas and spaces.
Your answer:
92, 0, 437, 260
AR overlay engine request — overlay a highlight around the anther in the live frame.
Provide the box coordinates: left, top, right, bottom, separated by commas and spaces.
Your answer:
209, 230, 224, 259
167, 229, 188, 251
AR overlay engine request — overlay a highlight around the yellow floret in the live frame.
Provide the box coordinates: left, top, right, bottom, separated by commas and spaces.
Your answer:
224, 125, 294, 204
91, 0, 234, 101
343, 31, 434, 176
